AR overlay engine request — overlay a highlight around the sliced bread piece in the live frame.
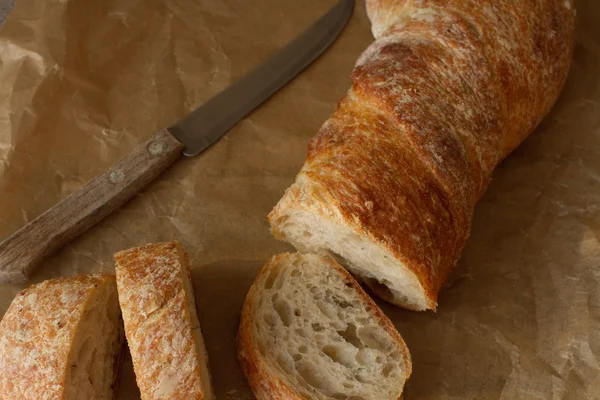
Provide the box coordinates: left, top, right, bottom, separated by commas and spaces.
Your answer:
238, 252, 412, 400
0, 273, 125, 400
114, 241, 214, 400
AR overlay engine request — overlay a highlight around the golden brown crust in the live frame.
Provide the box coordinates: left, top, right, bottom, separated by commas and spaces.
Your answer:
270, 0, 576, 309
115, 241, 209, 400
237, 253, 412, 400
304, 95, 465, 304
0, 273, 117, 400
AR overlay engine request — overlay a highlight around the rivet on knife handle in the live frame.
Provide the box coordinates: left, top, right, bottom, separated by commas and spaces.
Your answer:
0, 129, 183, 283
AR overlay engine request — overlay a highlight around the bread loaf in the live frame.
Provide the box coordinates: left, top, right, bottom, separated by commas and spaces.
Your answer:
238, 253, 411, 400
269, 0, 576, 310
0, 273, 125, 399
115, 241, 214, 400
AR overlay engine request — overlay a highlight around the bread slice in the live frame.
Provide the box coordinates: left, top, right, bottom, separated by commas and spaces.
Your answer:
238, 252, 412, 400
114, 241, 214, 400
0, 273, 125, 399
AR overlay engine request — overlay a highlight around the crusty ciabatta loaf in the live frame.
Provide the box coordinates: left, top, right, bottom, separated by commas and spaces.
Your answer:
238, 253, 411, 400
269, 0, 576, 311
114, 241, 214, 400
0, 273, 125, 400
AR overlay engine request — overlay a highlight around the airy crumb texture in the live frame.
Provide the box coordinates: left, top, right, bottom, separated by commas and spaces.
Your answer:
0, 273, 125, 400
114, 241, 214, 400
238, 253, 412, 400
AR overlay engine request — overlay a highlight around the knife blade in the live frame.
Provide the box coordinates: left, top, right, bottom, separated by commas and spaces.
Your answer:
170, 0, 355, 156
0, 0, 355, 283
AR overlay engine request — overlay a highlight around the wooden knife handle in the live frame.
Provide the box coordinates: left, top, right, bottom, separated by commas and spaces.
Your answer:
0, 128, 184, 283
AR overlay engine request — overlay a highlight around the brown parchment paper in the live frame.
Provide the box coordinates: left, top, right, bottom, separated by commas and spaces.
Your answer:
0, 0, 599, 398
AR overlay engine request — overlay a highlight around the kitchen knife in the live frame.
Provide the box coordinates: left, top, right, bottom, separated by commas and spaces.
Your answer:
0, 0, 355, 283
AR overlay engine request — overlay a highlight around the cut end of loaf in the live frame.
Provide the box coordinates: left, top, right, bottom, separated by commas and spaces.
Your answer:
64, 275, 125, 400
0, 273, 124, 400
268, 180, 436, 312
238, 252, 412, 400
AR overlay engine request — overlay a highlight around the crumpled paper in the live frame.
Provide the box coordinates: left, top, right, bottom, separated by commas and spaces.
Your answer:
0, 0, 598, 398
